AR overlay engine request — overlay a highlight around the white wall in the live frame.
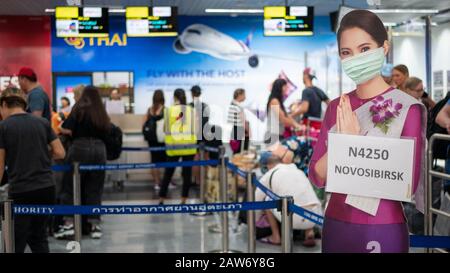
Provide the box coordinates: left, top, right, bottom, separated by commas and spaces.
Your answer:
432, 22, 450, 72
392, 35, 426, 85
393, 21, 450, 101
431, 22, 450, 101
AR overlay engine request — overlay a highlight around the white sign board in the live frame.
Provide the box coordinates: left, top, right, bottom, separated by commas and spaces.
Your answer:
326, 133, 414, 202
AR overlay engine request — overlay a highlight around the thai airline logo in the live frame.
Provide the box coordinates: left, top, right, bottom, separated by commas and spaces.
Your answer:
64, 37, 85, 49
64, 33, 127, 50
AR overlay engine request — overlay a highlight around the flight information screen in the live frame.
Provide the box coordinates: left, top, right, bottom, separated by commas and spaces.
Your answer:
264, 6, 314, 36
126, 6, 178, 37
55, 7, 109, 38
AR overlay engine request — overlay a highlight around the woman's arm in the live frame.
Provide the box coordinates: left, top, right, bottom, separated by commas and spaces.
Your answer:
309, 95, 359, 187
401, 104, 424, 193
309, 128, 329, 188
60, 114, 75, 136
0, 149, 5, 183
59, 127, 72, 136
308, 105, 331, 188
143, 108, 150, 125
313, 153, 328, 184
436, 103, 450, 133
50, 138, 66, 160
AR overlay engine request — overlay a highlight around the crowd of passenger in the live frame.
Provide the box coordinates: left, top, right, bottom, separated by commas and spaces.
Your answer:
0, 63, 448, 253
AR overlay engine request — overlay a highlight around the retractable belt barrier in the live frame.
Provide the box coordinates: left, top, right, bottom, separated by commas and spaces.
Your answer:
51, 145, 220, 172
41, 148, 450, 250
121, 144, 199, 152
409, 235, 450, 249
225, 162, 450, 249
225, 162, 248, 179
51, 165, 72, 172
80, 160, 218, 171
121, 145, 219, 153
227, 162, 322, 225
203, 146, 220, 153
13, 201, 278, 216
51, 160, 218, 172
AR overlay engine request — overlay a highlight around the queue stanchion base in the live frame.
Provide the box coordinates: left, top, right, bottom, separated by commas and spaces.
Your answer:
208, 223, 222, 233
231, 224, 245, 235
190, 212, 212, 217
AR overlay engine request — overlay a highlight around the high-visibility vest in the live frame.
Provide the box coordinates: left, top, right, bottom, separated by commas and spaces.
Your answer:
164, 105, 197, 156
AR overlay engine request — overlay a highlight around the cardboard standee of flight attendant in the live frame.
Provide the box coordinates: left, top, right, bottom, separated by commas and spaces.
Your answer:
308, 9, 427, 253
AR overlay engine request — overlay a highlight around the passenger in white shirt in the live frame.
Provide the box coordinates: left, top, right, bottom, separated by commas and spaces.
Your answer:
256, 152, 322, 247
105, 89, 125, 114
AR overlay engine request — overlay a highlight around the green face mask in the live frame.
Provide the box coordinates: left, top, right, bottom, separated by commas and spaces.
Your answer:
341, 47, 385, 85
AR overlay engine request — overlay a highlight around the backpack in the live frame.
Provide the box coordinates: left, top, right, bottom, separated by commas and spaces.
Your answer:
190, 101, 210, 140
143, 117, 157, 143
104, 123, 123, 161
427, 92, 450, 160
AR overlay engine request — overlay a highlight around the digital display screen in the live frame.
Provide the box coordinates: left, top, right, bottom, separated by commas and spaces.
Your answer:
55, 7, 109, 38
126, 6, 178, 37
264, 6, 314, 36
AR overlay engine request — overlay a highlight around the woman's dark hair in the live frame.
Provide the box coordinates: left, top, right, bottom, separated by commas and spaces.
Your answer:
337, 10, 388, 49
61, 96, 71, 106
0, 87, 27, 110
148, 89, 165, 118
174, 88, 187, 105
393, 64, 409, 77
70, 85, 110, 132
266, 79, 287, 113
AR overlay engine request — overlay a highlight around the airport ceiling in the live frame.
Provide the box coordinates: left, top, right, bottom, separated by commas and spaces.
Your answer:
0, 0, 449, 25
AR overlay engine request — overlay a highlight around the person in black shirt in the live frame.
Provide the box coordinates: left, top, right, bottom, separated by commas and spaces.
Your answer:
144, 90, 167, 191
55, 86, 110, 240
189, 85, 210, 142
189, 85, 211, 185
291, 68, 330, 119
0, 87, 65, 253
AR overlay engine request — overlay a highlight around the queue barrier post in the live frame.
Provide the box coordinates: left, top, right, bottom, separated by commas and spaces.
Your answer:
1, 200, 14, 253
425, 133, 450, 253
281, 196, 293, 253
247, 171, 256, 253
210, 146, 240, 253
220, 146, 229, 252
73, 162, 82, 251
199, 143, 206, 203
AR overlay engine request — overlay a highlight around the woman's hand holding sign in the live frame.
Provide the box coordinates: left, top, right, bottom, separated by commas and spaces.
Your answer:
337, 94, 361, 135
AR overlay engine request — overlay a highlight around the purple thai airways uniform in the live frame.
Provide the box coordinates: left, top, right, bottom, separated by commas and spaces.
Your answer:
309, 87, 424, 253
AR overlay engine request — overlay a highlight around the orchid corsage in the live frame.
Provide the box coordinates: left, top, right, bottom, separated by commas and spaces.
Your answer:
369, 95, 403, 134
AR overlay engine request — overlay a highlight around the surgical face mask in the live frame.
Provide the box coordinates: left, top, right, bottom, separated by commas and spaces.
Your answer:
341, 47, 385, 85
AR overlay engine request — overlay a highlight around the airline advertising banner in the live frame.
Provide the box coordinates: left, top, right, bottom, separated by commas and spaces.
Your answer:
52, 15, 338, 139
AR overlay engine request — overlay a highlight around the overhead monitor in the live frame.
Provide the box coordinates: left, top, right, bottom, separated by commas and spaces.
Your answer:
55, 6, 109, 37
126, 6, 178, 37
264, 6, 314, 36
